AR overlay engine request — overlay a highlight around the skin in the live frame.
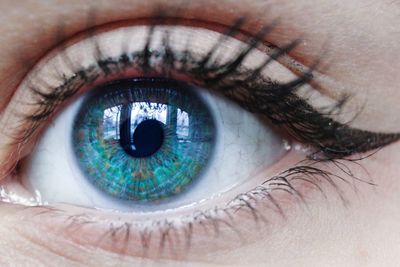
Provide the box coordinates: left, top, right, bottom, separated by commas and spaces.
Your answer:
0, 0, 399, 266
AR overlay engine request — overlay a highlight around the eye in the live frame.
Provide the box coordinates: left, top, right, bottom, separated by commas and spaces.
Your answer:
0, 18, 398, 259
24, 77, 286, 211
17, 22, 296, 210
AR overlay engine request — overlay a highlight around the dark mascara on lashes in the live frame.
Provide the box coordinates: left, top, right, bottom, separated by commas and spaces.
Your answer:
22, 18, 400, 161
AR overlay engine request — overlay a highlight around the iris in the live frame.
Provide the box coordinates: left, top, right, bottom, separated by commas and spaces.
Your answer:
72, 78, 216, 202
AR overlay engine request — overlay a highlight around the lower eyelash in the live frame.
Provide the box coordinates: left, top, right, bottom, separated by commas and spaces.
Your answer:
18, 156, 372, 259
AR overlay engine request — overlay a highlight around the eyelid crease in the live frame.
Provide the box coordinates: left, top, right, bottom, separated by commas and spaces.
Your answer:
0, 17, 399, 181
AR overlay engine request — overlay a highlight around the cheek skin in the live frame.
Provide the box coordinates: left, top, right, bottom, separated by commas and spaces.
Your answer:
227, 142, 400, 267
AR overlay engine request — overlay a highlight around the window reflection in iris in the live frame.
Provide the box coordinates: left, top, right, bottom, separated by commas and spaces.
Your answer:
102, 103, 190, 156
72, 78, 216, 203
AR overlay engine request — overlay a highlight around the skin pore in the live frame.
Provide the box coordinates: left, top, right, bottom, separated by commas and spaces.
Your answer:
0, 0, 399, 266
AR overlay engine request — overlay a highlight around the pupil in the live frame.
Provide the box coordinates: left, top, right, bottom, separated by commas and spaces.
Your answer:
133, 119, 164, 157
119, 104, 164, 158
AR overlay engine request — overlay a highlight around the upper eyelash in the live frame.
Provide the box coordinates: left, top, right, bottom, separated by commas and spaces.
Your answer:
20, 17, 400, 160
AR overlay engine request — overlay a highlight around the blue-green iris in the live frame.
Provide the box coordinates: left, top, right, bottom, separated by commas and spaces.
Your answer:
72, 78, 216, 202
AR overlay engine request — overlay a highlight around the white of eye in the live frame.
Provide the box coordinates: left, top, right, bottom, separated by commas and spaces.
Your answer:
22, 86, 287, 212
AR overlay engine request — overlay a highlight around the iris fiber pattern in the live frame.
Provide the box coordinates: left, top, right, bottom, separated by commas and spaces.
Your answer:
72, 78, 216, 202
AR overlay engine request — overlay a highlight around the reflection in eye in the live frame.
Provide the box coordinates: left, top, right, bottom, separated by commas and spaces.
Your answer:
0, 18, 399, 259
72, 78, 216, 203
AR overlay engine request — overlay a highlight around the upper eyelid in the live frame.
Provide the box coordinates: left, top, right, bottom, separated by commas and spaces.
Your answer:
6, 21, 343, 153
10, 23, 303, 126
0, 20, 391, 161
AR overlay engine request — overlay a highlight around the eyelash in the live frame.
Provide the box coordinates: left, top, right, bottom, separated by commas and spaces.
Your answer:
22, 18, 399, 160
5, 14, 400, 256
25, 157, 371, 256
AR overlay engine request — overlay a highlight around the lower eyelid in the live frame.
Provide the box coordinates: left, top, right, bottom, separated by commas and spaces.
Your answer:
6, 151, 294, 258
5, 147, 371, 261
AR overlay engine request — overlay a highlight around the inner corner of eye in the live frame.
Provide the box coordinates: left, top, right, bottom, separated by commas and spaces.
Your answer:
12, 74, 291, 213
